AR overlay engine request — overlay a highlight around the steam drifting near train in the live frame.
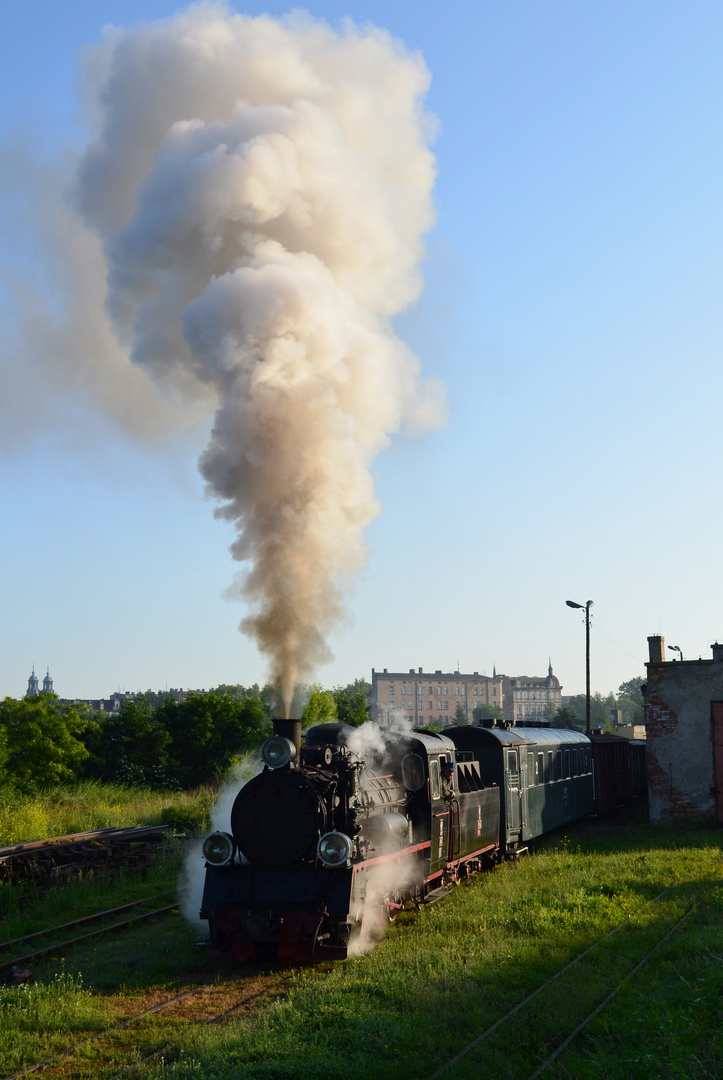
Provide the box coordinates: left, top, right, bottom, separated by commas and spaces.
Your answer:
199, 719, 595, 962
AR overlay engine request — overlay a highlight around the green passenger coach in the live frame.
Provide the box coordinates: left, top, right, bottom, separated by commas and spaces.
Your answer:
446, 725, 594, 853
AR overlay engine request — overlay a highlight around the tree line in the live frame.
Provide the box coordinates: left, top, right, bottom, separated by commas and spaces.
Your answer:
0, 679, 372, 793
0, 675, 643, 793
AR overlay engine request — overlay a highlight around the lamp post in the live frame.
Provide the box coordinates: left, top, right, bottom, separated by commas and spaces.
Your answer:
667, 645, 683, 661
566, 599, 594, 734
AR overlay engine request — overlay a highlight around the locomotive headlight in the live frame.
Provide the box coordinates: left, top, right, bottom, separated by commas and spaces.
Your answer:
202, 831, 236, 867
317, 831, 352, 867
261, 735, 296, 769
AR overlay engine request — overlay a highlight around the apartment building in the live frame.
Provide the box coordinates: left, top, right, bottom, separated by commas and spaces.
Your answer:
371, 667, 503, 727
502, 662, 563, 724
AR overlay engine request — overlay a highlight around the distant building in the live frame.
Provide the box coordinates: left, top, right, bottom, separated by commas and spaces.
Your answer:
644, 635, 723, 824
501, 662, 563, 724
26, 667, 39, 697
371, 667, 504, 727
26, 667, 53, 697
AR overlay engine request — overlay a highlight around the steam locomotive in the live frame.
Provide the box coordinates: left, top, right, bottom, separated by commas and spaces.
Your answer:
199, 718, 596, 962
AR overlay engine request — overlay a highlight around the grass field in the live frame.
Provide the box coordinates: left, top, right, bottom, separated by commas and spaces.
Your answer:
0, 781, 217, 846
0, 810, 721, 1080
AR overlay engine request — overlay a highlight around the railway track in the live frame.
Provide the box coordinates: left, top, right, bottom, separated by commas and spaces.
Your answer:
0, 826, 170, 884
0, 889, 187, 982
429, 882, 701, 1080
2, 971, 295, 1080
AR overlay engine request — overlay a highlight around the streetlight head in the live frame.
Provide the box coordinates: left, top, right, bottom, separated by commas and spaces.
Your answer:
586, 600, 594, 609
566, 600, 583, 609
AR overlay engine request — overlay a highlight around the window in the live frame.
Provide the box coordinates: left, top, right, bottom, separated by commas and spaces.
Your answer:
527, 752, 535, 784
537, 753, 544, 785
564, 750, 571, 779
507, 751, 518, 776
444, 687, 448, 695
402, 754, 425, 790
418, 686, 423, 695
555, 751, 562, 781
389, 686, 395, 694
437, 702, 442, 710
444, 702, 449, 710
430, 759, 441, 799
547, 751, 553, 783
455, 687, 460, 695
437, 686, 441, 695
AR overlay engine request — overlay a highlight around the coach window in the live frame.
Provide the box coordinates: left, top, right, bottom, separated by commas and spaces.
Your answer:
537, 753, 544, 785
507, 751, 518, 777
527, 752, 535, 784
547, 751, 553, 783
401, 754, 425, 791
555, 750, 562, 781
429, 759, 441, 800
564, 750, 571, 778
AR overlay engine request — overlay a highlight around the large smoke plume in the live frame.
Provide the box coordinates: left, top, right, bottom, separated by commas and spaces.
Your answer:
10, 5, 446, 708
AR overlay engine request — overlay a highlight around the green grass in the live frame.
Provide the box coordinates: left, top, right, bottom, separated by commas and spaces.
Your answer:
1, 814, 721, 1080
145, 817, 723, 1080
0, 841, 187, 946
0, 780, 217, 846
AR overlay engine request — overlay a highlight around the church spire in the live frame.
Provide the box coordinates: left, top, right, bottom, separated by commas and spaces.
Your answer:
27, 666, 39, 697
42, 667, 54, 694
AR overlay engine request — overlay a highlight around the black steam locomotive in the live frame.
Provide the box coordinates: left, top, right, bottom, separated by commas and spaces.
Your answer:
199, 718, 596, 962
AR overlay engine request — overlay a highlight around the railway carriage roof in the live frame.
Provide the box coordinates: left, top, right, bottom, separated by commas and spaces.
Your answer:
447, 726, 590, 750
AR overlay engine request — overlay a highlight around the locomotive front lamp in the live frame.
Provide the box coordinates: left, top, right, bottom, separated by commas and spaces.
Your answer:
202, 831, 236, 867
317, 831, 352, 867
261, 735, 297, 769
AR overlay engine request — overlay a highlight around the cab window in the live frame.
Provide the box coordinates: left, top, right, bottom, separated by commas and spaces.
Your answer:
429, 759, 441, 800
401, 753, 425, 791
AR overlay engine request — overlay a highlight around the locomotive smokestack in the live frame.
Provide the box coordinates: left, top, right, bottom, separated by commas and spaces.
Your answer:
273, 719, 302, 762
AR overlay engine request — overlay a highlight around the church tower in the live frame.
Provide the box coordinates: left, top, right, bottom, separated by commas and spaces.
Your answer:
42, 668, 54, 694
27, 667, 39, 697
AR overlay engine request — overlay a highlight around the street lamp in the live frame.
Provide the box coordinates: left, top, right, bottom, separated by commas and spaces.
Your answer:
667, 645, 683, 661
566, 599, 594, 735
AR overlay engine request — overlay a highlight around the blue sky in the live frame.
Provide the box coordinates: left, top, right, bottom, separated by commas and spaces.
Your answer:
2, 1, 722, 701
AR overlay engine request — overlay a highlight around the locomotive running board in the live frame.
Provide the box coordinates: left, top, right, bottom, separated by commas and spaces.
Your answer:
422, 886, 452, 905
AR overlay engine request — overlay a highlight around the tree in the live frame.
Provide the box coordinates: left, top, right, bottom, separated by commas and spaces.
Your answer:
617, 677, 644, 725
332, 684, 371, 727
157, 692, 271, 788
454, 702, 468, 723
558, 693, 617, 732
472, 703, 505, 724
85, 696, 171, 788
301, 686, 337, 729
552, 704, 584, 731
0, 695, 93, 788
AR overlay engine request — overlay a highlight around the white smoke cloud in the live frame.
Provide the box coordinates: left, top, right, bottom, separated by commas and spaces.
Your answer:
3, 4, 446, 705
180, 752, 262, 926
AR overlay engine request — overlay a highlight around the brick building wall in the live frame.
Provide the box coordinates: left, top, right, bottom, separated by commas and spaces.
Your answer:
643, 635, 723, 824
